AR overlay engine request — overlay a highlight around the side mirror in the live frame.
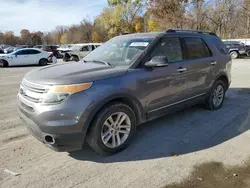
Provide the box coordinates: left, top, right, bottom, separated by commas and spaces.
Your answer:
145, 56, 168, 68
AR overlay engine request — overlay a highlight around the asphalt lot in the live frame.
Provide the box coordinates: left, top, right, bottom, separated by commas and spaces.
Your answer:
1, 59, 250, 188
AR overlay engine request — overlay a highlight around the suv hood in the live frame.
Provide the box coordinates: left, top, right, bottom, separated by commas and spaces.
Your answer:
25, 61, 128, 85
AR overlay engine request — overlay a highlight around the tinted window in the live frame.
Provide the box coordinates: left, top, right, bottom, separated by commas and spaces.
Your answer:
15, 49, 29, 55
184, 38, 212, 59
81, 46, 88, 51
28, 50, 41, 54
90, 45, 95, 50
150, 37, 183, 63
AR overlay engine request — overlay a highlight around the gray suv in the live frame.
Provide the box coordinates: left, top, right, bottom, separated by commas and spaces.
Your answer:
17, 29, 232, 155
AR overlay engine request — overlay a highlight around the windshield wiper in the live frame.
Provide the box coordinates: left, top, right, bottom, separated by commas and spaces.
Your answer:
84, 60, 112, 66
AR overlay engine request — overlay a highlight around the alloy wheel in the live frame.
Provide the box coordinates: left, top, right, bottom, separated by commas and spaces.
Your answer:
213, 84, 224, 107
101, 112, 131, 148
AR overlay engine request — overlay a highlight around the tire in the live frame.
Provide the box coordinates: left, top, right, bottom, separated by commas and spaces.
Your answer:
230, 51, 238, 59
63, 53, 71, 62
205, 80, 226, 110
247, 50, 250, 57
39, 59, 48, 66
1, 60, 8, 67
72, 56, 79, 62
87, 102, 136, 155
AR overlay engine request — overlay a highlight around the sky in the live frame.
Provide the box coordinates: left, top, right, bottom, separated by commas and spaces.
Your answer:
0, 0, 107, 35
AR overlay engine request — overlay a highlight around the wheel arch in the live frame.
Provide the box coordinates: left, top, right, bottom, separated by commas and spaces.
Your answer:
0, 59, 9, 67
216, 74, 229, 90
83, 94, 145, 141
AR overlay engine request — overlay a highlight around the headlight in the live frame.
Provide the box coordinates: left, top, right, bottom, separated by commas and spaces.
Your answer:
42, 82, 92, 104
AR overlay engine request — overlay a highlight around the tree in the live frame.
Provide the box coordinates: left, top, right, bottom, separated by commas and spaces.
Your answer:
60, 33, 68, 44
20, 29, 31, 44
148, 19, 159, 32
148, 0, 189, 29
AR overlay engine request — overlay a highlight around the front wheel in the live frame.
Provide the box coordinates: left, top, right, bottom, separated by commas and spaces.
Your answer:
230, 51, 238, 59
0, 60, 8, 67
205, 80, 226, 110
87, 103, 136, 155
72, 56, 79, 62
247, 50, 250, 57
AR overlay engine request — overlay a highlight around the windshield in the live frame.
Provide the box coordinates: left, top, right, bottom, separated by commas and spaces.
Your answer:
83, 37, 153, 66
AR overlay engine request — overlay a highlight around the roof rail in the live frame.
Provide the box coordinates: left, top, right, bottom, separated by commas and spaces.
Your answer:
166, 29, 217, 36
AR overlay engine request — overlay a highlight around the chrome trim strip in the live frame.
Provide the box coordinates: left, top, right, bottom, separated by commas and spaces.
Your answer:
22, 79, 51, 90
148, 93, 207, 113
18, 93, 35, 107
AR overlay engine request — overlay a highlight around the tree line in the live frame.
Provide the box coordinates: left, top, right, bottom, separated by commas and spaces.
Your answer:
0, 0, 249, 45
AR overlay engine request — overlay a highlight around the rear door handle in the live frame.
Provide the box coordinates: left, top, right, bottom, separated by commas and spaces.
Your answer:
177, 67, 187, 72
211, 61, 217, 65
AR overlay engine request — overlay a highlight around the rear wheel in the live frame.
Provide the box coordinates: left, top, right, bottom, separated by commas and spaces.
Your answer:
230, 51, 238, 59
39, 59, 48, 66
205, 80, 226, 110
87, 102, 136, 155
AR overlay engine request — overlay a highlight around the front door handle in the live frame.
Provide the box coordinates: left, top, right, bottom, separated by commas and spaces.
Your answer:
177, 67, 187, 72
211, 61, 217, 65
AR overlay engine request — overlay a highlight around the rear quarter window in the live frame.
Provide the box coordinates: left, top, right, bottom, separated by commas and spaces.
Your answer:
213, 37, 229, 55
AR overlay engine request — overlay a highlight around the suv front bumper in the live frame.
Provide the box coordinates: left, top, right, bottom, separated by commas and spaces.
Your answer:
16, 94, 89, 152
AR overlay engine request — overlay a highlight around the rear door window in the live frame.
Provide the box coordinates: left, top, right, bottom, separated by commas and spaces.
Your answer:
184, 37, 212, 59
28, 50, 41, 54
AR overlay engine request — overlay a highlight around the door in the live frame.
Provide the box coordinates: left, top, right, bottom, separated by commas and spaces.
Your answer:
138, 37, 189, 114
79, 45, 90, 59
182, 37, 215, 98
27, 49, 42, 65
12, 49, 30, 65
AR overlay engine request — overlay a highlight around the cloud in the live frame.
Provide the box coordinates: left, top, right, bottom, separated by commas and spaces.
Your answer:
0, 0, 107, 35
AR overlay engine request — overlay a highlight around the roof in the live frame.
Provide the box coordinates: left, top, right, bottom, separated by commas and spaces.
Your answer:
117, 32, 161, 39
115, 30, 217, 40
74, 43, 102, 46
15, 48, 43, 51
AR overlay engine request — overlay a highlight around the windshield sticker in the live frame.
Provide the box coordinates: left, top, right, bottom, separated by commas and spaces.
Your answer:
130, 42, 149, 47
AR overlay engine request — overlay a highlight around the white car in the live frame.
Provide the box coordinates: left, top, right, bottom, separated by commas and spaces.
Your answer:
67, 43, 102, 61
0, 48, 56, 67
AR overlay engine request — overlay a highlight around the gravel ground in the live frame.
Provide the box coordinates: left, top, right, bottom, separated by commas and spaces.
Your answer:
1, 59, 250, 188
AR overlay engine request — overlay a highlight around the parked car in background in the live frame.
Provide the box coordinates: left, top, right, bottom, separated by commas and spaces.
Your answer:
223, 40, 250, 59
4, 47, 16, 54
41, 45, 61, 58
57, 44, 73, 61
17, 30, 231, 155
33, 45, 43, 49
0, 48, 4, 54
66, 43, 102, 62
0, 48, 56, 67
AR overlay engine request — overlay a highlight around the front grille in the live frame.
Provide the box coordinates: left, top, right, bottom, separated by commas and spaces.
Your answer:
19, 79, 51, 105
